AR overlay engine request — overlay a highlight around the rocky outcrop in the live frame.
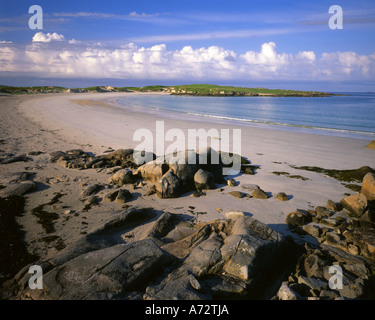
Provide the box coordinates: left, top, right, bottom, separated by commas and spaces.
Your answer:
286, 209, 312, 227
81, 184, 102, 197
23, 240, 175, 300
5, 195, 375, 301
340, 194, 367, 218
136, 162, 169, 183
0, 172, 35, 198
275, 243, 375, 300
342, 220, 375, 261
146, 216, 295, 300
362, 173, 375, 202
50, 149, 154, 170
279, 172, 375, 300
103, 189, 133, 204
286, 173, 375, 260
225, 211, 245, 219
135, 149, 249, 199
286, 201, 375, 265
326, 199, 342, 212
0, 152, 32, 164
109, 169, 134, 185
6, 209, 296, 300
49, 148, 256, 200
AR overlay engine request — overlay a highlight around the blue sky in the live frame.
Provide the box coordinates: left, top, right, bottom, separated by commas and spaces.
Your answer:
1, 0, 375, 90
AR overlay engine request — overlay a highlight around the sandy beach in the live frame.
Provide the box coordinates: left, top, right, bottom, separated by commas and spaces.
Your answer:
1, 92, 375, 300
1, 92, 374, 246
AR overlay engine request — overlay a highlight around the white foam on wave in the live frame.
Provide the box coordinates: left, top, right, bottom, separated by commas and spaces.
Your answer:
114, 96, 375, 140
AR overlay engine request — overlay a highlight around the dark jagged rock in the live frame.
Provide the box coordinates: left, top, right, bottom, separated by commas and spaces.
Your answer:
8, 212, 297, 300
0, 152, 32, 164
252, 188, 269, 199
342, 220, 375, 261
280, 172, 375, 299
143, 212, 183, 240
144, 267, 211, 300
276, 192, 289, 201
104, 189, 133, 204
50, 148, 154, 170
99, 149, 156, 169
326, 199, 343, 212
0, 181, 35, 197
285, 209, 312, 227
199, 148, 225, 183
135, 149, 256, 199
226, 178, 237, 187
148, 216, 296, 300
155, 171, 181, 199
228, 191, 248, 199
275, 243, 375, 300
157, 216, 293, 299
22, 240, 175, 300
81, 184, 102, 197
241, 165, 260, 175
114, 189, 133, 204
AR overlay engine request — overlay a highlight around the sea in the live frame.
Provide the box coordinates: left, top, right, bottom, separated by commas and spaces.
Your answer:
115, 92, 375, 140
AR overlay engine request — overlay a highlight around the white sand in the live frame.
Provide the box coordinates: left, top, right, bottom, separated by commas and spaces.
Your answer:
19, 93, 375, 217
1, 92, 374, 258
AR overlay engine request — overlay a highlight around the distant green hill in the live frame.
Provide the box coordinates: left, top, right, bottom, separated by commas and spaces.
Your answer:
0, 84, 336, 97
121, 84, 335, 97
0, 86, 67, 94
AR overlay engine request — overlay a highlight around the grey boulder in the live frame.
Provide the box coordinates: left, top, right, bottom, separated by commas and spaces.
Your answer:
194, 169, 215, 190
155, 171, 181, 199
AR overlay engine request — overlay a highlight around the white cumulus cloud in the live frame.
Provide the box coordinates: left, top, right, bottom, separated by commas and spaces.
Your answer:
1, 38, 375, 84
0, 45, 17, 71
32, 32, 65, 43
240, 42, 291, 75
68, 39, 81, 45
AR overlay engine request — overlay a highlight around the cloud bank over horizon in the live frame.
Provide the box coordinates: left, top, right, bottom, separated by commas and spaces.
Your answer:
1, 32, 375, 86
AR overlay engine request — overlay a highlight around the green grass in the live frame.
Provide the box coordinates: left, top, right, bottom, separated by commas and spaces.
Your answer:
166, 84, 334, 96
0, 84, 336, 97
0, 85, 67, 94
139, 85, 167, 92
120, 86, 142, 92
80, 86, 98, 91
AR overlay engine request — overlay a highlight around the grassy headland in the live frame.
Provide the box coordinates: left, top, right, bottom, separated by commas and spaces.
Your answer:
158, 84, 335, 97
0, 84, 336, 97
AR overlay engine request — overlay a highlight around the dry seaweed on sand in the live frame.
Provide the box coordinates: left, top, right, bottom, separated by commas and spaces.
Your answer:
290, 165, 374, 183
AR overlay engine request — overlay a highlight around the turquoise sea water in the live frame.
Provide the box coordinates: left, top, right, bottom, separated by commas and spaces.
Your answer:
116, 92, 375, 140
